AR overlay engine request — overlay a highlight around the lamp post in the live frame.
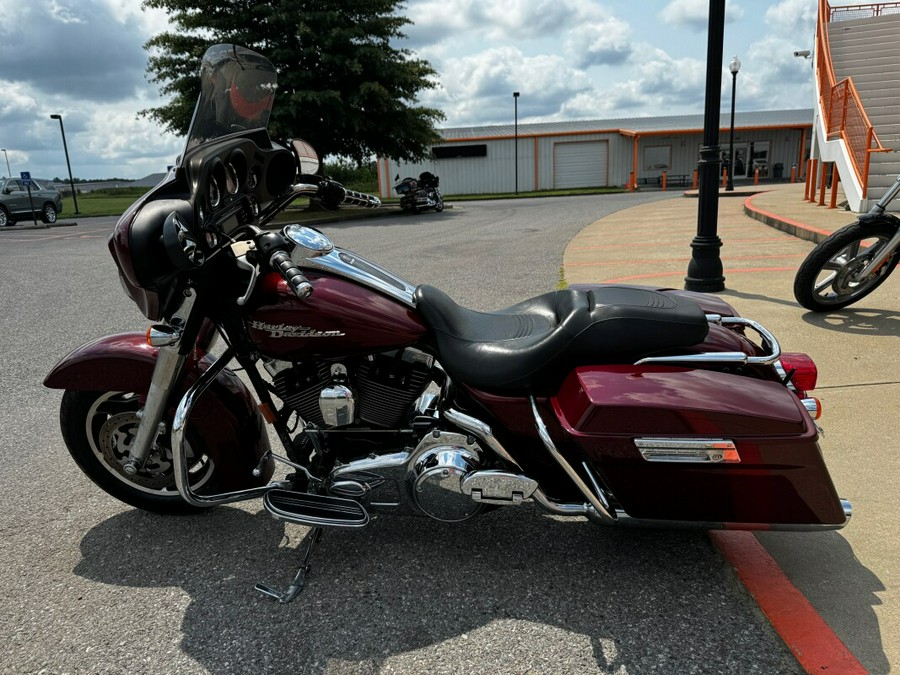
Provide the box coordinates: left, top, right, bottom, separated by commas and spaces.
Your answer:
0, 149, 10, 178
49, 114, 79, 214
684, 0, 726, 292
726, 56, 741, 192
513, 91, 520, 195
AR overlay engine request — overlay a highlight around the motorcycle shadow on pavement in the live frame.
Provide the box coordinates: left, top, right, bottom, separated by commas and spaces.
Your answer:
75, 505, 802, 674
800, 307, 900, 338
756, 530, 889, 674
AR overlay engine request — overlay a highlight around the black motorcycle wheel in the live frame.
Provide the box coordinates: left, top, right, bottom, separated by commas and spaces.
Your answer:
793, 220, 899, 312
60, 390, 219, 514
434, 197, 444, 212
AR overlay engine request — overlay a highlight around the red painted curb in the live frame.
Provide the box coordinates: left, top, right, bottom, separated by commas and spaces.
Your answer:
710, 531, 867, 674
743, 194, 833, 239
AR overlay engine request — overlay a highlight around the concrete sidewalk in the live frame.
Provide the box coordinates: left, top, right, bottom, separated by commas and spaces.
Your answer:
564, 182, 898, 674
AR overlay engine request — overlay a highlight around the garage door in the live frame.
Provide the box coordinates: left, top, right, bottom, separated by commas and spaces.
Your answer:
553, 141, 608, 189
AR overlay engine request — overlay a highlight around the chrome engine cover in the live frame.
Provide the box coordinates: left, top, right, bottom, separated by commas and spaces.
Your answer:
407, 431, 484, 522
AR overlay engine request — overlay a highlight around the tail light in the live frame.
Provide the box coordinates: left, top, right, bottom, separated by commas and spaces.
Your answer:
778, 352, 818, 393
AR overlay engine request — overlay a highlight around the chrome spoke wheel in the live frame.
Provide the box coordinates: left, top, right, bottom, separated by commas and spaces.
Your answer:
794, 220, 899, 312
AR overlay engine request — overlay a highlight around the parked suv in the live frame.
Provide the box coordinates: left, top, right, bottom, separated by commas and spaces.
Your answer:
0, 177, 64, 226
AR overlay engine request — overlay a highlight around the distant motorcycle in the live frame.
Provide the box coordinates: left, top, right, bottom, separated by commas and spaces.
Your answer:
394, 172, 443, 213
794, 173, 900, 311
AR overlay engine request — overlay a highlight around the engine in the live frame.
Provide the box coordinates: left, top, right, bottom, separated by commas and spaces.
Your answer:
269, 348, 434, 430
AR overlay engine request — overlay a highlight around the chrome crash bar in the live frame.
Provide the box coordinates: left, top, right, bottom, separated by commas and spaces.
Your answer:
171, 347, 283, 507
635, 314, 781, 367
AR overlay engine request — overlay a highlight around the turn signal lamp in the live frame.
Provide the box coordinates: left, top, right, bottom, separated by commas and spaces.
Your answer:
779, 352, 818, 392
146, 325, 181, 347
801, 397, 822, 420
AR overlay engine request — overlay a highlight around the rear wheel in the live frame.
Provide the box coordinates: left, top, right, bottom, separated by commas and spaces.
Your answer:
60, 390, 218, 514
793, 220, 899, 311
0, 206, 11, 227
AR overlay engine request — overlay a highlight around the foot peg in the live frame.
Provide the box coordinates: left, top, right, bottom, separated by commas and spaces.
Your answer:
256, 527, 323, 604
262, 489, 369, 528
255, 490, 369, 604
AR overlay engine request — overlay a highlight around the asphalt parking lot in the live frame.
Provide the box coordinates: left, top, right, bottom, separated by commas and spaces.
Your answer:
1, 190, 892, 673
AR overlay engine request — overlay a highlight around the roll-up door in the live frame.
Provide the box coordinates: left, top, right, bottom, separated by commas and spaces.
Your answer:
553, 141, 608, 189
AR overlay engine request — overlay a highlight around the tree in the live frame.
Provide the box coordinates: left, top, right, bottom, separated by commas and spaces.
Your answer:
141, 0, 445, 163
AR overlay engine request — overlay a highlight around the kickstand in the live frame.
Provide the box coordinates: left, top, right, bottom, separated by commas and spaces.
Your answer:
255, 526, 324, 604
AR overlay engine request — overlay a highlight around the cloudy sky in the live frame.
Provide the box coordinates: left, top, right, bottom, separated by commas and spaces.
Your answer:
0, 0, 833, 181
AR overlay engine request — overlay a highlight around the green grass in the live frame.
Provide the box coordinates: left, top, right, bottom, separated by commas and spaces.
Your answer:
63, 191, 146, 218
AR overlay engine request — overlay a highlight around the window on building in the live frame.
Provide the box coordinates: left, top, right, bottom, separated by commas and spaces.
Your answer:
644, 145, 671, 171
432, 144, 488, 159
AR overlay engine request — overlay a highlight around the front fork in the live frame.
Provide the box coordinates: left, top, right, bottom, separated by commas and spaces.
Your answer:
122, 292, 198, 474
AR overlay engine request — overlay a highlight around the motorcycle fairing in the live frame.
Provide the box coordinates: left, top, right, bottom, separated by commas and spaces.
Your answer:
44, 332, 274, 489
551, 365, 846, 526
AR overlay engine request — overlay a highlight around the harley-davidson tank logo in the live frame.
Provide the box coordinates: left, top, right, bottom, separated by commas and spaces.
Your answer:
249, 320, 345, 338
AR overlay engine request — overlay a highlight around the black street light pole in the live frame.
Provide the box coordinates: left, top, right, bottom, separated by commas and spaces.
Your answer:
50, 114, 79, 214
685, 0, 726, 293
725, 55, 741, 192
513, 91, 520, 195
1, 148, 10, 177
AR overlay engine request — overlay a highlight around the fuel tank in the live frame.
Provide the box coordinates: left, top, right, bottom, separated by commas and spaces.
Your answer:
246, 271, 427, 359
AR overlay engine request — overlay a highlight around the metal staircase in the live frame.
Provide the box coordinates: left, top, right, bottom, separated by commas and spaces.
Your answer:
828, 12, 900, 207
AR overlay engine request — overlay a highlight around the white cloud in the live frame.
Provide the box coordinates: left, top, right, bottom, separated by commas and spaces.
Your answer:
426, 46, 594, 125
764, 0, 817, 41
566, 17, 633, 68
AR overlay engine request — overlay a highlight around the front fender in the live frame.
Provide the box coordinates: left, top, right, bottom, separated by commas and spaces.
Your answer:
45, 332, 274, 489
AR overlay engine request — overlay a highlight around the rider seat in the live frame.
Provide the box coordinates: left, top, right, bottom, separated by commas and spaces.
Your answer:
413, 284, 709, 393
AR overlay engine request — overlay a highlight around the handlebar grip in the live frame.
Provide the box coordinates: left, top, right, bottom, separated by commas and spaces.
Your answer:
269, 250, 313, 299
341, 188, 381, 209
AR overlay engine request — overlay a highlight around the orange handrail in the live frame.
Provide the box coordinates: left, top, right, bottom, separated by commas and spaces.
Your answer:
817, 0, 889, 198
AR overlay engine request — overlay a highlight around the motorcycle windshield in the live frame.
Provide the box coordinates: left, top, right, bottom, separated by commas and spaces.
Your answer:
183, 44, 278, 154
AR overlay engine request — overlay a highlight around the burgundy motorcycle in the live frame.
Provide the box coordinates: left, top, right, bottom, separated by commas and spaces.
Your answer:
45, 45, 849, 603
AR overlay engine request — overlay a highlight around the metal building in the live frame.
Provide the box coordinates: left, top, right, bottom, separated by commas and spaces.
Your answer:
377, 109, 813, 198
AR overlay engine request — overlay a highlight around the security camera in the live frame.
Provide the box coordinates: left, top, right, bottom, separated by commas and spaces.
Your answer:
793, 50, 811, 58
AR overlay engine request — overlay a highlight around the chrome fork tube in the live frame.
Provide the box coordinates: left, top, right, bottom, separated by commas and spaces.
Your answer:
122, 345, 186, 475
855, 226, 900, 280
122, 292, 198, 475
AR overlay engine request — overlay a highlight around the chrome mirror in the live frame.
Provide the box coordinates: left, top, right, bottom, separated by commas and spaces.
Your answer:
291, 138, 321, 177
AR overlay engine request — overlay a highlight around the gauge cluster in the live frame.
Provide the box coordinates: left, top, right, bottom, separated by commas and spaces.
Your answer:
184, 135, 296, 234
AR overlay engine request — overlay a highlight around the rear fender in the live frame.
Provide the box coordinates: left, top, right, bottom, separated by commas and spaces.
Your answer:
44, 332, 274, 488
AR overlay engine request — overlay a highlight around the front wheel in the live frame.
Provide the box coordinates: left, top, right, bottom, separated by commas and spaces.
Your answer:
793, 220, 899, 311
41, 203, 58, 224
59, 390, 219, 514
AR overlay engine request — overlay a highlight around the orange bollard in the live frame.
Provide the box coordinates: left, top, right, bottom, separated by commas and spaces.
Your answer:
818, 162, 827, 205
722, 168, 728, 188
754, 168, 759, 185
829, 164, 840, 209
628, 171, 635, 192
661, 170, 667, 191
692, 170, 698, 189
790, 164, 797, 183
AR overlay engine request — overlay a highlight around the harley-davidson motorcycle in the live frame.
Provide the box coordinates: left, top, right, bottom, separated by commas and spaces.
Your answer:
45, 45, 850, 603
394, 172, 444, 213
794, 172, 900, 311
